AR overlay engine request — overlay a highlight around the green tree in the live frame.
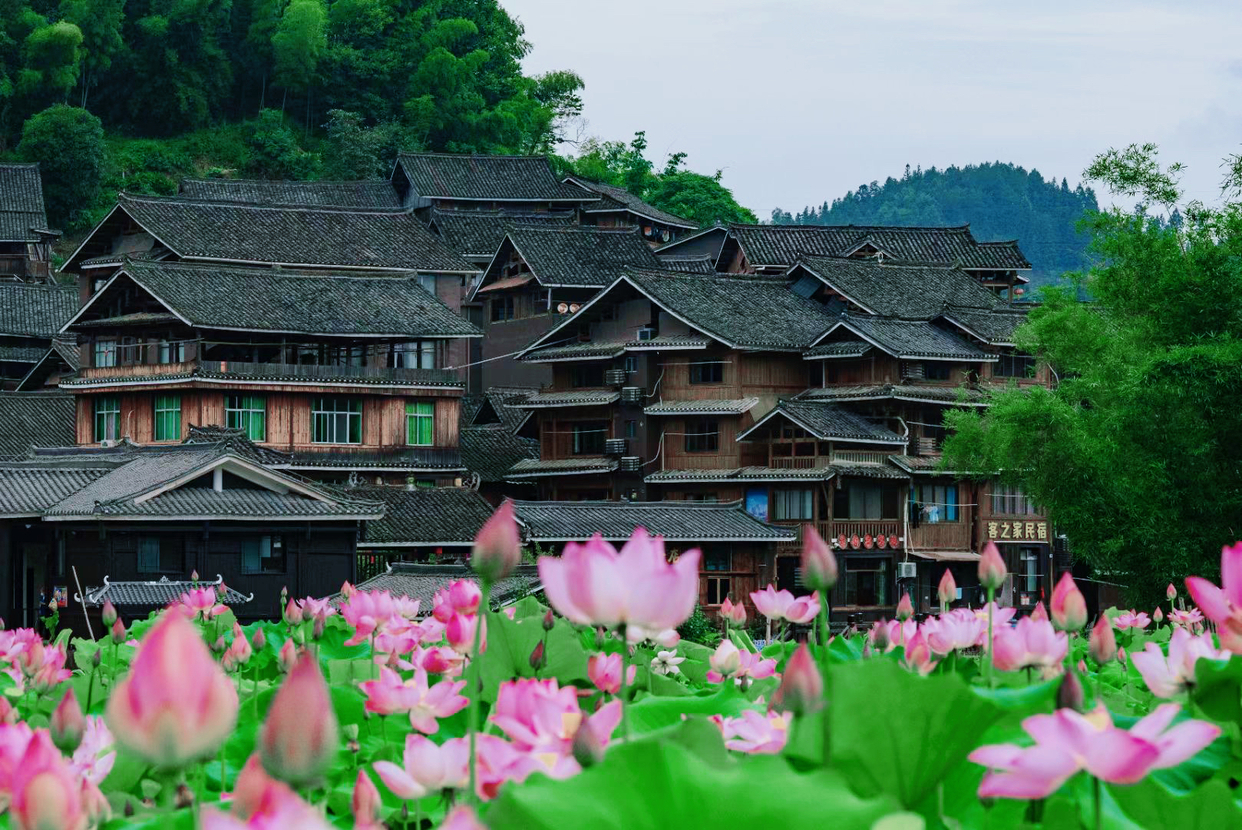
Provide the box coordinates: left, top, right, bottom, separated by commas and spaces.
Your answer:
17, 103, 103, 228
59, 0, 123, 109
942, 144, 1242, 604
271, 0, 326, 116
245, 108, 317, 179
320, 108, 394, 180
19, 20, 82, 101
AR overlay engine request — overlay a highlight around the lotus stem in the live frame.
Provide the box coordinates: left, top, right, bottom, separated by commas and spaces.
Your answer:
466, 577, 492, 805
618, 622, 632, 740
986, 586, 995, 689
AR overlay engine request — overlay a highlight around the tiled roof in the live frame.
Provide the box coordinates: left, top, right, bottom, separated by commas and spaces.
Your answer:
643, 468, 743, 483
347, 486, 497, 546
73, 311, 182, 329
644, 466, 907, 483
793, 255, 1001, 317
644, 398, 759, 416
178, 178, 401, 209
623, 335, 710, 350
101, 193, 475, 272
939, 304, 1029, 346
513, 391, 620, 408
0, 284, 77, 337
461, 427, 539, 483
727, 224, 1031, 270
286, 448, 463, 471
464, 387, 536, 431
520, 342, 626, 362
61, 363, 464, 391
507, 458, 617, 478
353, 563, 542, 608
0, 393, 75, 458
887, 455, 963, 476
656, 255, 716, 274
797, 384, 988, 406
83, 575, 252, 607
0, 344, 47, 363
14, 340, 80, 392
395, 153, 590, 202
182, 425, 292, 466
509, 499, 797, 542
428, 210, 574, 258
803, 342, 873, 359
822, 315, 994, 360
565, 178, 696, 228
96, 487, 382, 518
83, 259, 480, 338
740, 400, 905, 443
0, 467, 106, 515
0, 163, 49, 242
499, 226, 662, 288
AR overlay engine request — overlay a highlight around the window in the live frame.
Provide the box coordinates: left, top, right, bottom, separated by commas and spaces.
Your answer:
393, 342, 436, 370
684, 419, 719, 453
835, 483, 899, 519
137, 536, 184, 573
491, 296, 516, 322
570, 365, 606, 388
703, 549, 731, 571
154, 396, 181, 441
624, 419, 637, 439
94, 397, 120, 442
406, 401, 434, 446
996, 353, 1036, 378
924, 362, 951, 381
312, 397, 362, 444
624, 355, 639, 374
1018, 547, 1042, 597
991, 482, 1038, 515
910, 484, 959, 522
242, 536, 286, 575
689, 362, 723, 384
158, 340, 185, 364
572, 422, 607, 455
842, 557, 890, 607
773, 489, 814, 521
226, 396, 266, 442
705, 576, 731, 605
94, 339, 117, 368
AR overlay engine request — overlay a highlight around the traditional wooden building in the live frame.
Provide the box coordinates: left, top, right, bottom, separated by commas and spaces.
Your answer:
0, 163, 58, 282
0, 283, 77, 388
57, 259, 480, 484
177, 177, 404, 209
392, 153, 595, 215
561, 176, 697, 244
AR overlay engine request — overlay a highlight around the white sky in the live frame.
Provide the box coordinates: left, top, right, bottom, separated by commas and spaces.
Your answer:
505, 0, 1242, 218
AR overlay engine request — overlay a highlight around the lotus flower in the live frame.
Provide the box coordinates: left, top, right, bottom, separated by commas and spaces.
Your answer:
902, 629, 938, 675
1185, 542, 1242, 649
1131, 626, 1229, 698
650, 650, 684, 676
179, 586, 228, 619
204, 754, 332, 830
405, 668, 468, 734
870, 618, 916, 651
296, 597, 337, 619
106, 610, 238, 768
445, 612, 486, 656
770, 644, 823, 715
260, 652, 338, 786
719, 597, 747, 628
69, 717, 115, 786
373, 734, 469, 798
715, 710, 792, 754
1114, 611, 1150, 631
539, 529, 701, 631
706, 640, 777, 684
472, 501, 522, 582
978, 541, 1007, 590
800, 525, 837, 591
490, 678, 587, 754
625, 625, 681, 648
1050, 573, 1087, 632
440, 806, 488, 830
1089, 616, 1117, 665
749, 585, 820, 624
351, 770, 383, 830
50, 687, 85, 752
433, 581, 482, 623
991, 616, 1068, 672
9, 730, 87, 830
1169, 608, 1204, 628
923, 609, 987, 654
1028, 601, 1049, 622
938, 569, 957, 608
587, 653, 635, 695
359, 666, 413, 716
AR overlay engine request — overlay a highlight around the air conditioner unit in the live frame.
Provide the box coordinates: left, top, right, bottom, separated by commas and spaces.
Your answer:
604, 368, 628, 386
604, 438, 627, 455
636, 327, 655, 342
897, 561, 918, 580
619, 456, 642, 472
619, 387, 643, 404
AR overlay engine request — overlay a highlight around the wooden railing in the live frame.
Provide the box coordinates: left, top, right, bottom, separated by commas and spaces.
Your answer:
769, 450, 893, 469
831, 450, 891, 466
774, 520, 903, 549
78, 352, 457, 386
907, 521, 972, 551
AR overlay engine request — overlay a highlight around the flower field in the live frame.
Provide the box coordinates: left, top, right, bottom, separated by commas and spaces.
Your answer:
2, 503, 1241, 829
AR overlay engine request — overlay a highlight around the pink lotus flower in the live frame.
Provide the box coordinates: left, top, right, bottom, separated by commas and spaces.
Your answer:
9, 730, 88, 830
800, 524, 837, 591
715, 710, 792, 754
420, 646, 465, 677
490, 678, 588, 754
446, 612, 486, 656
472, 500, 522, 582
351, 770, 383, 830
1185, 542, 1242, 649
870, 618, 917, 651
539, 529, 701, 631
433, 581, 482, 623
749, 585, 820, 624
970, 704, 1219, 799
373, 734, 469, 798
277, 639, 297, 673
1114, 611, 1151, 630
978, 541, 1007, 590
296, 597, 336, 619
770, 644, 823, 715
992, 617, 1068, 672
405, 668, 469, 734
340, 590, 411, 646
178, 586, 228, 619
17, 641, 71, 693
260, 652, 338, 786
923, 609, 987, 655
441, 805, 488, 830
205, 754, 332, 830
69, 716, 115, 786
625, 625, 681, 648
106, 610, 238, 768
938, 569, 957, 608
719, 597, 747, 628
1050, 572, 1087, 632
902, 629, 938, 674
50, 687, 85, 752
587, 653, 635, 695
1169, 608, 1204, 628
1089, 616, 1117, 665
1028, 601, 1048, 623
706, 640, 777, 684
895, 592, 914, 621
1131, 626, 1229, 698
360, 666, 414, 716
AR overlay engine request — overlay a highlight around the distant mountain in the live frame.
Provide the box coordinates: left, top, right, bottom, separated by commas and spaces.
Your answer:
770, 162, 1099, 291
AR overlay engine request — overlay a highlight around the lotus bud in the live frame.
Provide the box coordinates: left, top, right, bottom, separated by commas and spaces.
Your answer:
10, 733, 86, 830
770, 644, 823, 715
1077, 659, 1087, 673
211, 636, 226, 654
938, 569, 957, 609
709, 639, 742, 678
471, 500, 521, 583
260, 652, 339, 786
895, 593, 914, 622
572, 717, 605, 768
1167, 583, 1177, 602
870, 621, 890, 651
278, 639, 297, 673
1153, 606, 1164, 624
1056, 668, 1085, 712
341, 581, 356, 599
352, 770, 381, 829
720, 597, 747, 628
50, 687, 86, 752
216, 583, 227, 599
252, 627, 266, 650
0, 698, 14, 725
110, 618, 126, 644
447, 612, 485, 656
1051, 572, 1087, 632
1030, 601, 1048, 622
92, 649, 101, 668
101, 601, 117, 627
342, 723, 359, 742
191, 570, 199, 583
1118, 646, 1128, 669
312, 610, 326, 640
542, 608, 556, 631
441, 806, 488, 830
800, 524, 838, 592
1089, 616, 1116, 665
284, 599, 302, 626
978, 542, 1007, 591
19, 641, 43, 678
0, 617, 5, 630
529, 640, 546, 671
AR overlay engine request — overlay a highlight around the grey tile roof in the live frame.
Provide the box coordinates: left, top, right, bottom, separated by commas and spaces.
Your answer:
0, 163, 49, 241
60, 363, 465, 391
83, 576, 252, 607
643, 466, 907, 483
100, 486, 382, 518
728, 224, 1031, 270
0, 344, 47, 363
822, 315, 994, 360
461, 427, 539, 483
643, 468, 743, 483
103, 193, 475, 272
513, 391, 620, 408
519, 342, 626, 363
0, 284, 77, 337
887, 455, 963, 476
644, 398, 759, 416
85, 259, 480, 339
182, 425, 293, 466
509, 499, 797, 542
623, 335, 710, 350
353, 563, 542, 608
0, 393, 75, 458
465, 387, 537, 431
793, 255, 1001, 317
741, 400, 906, 443
14, 340, 80, 392
345, 486, 496, 545
565, 178, 696, 228
0, 467, 107, 515
499, 226, 663, 288
803, 342, 873, 359
286, 448, 463, 471
507, 458, 617, 478
939, 305, 1029, 346
797, 384, 988, 406
656, 255, 715, 274
428, 210, 574, 258
178, 178, 401, 209
396, 153, 591, 202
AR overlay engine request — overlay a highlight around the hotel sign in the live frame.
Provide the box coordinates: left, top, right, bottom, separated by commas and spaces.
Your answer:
987, 520, 1048, 542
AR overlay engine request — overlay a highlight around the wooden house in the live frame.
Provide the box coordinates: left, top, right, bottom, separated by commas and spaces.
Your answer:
391, 153, 595, 215
0, 283, 77, 388
0, 163, 58, 282
561, 176, 697, 244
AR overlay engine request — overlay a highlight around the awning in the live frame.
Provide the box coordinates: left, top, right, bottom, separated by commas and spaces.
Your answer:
477, 275, 535, 293
907, 550, 981, 562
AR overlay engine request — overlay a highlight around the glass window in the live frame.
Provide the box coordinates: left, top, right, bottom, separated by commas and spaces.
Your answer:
843, 557, 890, 607
94, 396, 120, 442
393, 342, 436, 370
991, 482, 1037, 515
158, 340, 185, 364
418, 273, 437, 294
996, 353, 1036, 378
685, 492, 719, 503
702, 549, 731, 571
572, 422, 606, 455
689, 362, 723, 384
911, 484, 959, 522
624, 419, 637, 439
491, 296, 516, 322
924, 362, 951, 381
406, 401, 434, 446
684, 419, 719, 453
154, 395, 181, 441
773, 489, 813, 521
624, 355, 639, 374
838, 483, 899, 519
705, 576, 730, 605
312, 397, 363, 444
226, 396, 266, 441
570, 365, 605, 388
1018, 547, 1041, 596
94, 339, 117, 368
137, 536, 183, 573
242, 536, 286, 574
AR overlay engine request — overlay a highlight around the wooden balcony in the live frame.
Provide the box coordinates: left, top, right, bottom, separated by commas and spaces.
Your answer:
774, 520, 904, 550
769, 450, 892, 469
907, 521, 972, 551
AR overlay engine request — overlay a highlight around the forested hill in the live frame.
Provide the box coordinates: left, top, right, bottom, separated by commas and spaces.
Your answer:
771, 163, 1099, 289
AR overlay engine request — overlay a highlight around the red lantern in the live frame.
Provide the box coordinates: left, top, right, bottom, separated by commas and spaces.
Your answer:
877, 534, 888, 549
850, 535, 861, 550
889, 534, 899, 549
864, 534, 874, 549
837, 534, 847, 549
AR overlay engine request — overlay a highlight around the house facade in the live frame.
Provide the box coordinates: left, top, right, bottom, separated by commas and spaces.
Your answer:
0, 163, 58, 283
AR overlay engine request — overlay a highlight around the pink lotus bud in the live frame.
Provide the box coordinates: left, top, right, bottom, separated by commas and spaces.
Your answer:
341, 581, 356, 599
800, 524, 838, 591
471, 500, 522, 583
11, 732, 86, 830
448, 580, 483, 616
278, 639, 297, 673
1166, 583, 1177, 602
938, 569, 957, 609
1030, 601, 1048, 622
709, 639, 742, 678
446, 612, 485, 656
352, 770, 381, 829
284, 599, 303, 626
312, 610, 326, 640
50, 687, 86, 752
190, 570, 199, 583
572, 715, 605, 768
529, 640, 546, 670
18, 641, 43, 678
101, 600, 117, 627
720, 597, 747, 628
870, 620, 890, 651
770, 644, 823, 715
542, 608, 555, 631
1051, 572, 1087, 632
105, 610, 238, 768
260, 652, 339, 786
252, 627, 266, 650
1057, 668, 1084, 711
110, 618, 126, 644
211, 636, 226, 654
978, 542, 1007, 591
895, 593, 914, 622
441, 806, 488, 830
1118, 646, 1128, 668
1089, 616, 1116, 665
902, 629, 937, 674
1153, 606, 1164, 623
0, 697, 16, 725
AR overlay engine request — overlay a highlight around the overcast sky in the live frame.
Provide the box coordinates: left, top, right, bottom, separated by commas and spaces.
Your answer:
505, 0, 1242, 219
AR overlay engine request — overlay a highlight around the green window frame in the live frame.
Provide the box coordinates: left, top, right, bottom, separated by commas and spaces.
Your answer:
312, 397, 362, 444
226, 395, 266, 442
94, 396, 120, 442
154, 395, 181, 441
406, 401, 434, 446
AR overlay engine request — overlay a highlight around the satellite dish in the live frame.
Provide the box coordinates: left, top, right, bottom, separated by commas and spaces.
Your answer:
569, 303, 581, 313
1014, 288, 1025, 297
557, 302, 570, 313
